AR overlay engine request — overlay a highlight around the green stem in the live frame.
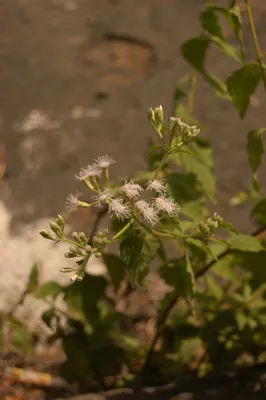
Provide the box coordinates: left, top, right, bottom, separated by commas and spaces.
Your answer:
110, 218, 135, 242
245, 0, 266, 93
154, 151, 169, 179
187, 72, 196, 115
62, 238, 86, 249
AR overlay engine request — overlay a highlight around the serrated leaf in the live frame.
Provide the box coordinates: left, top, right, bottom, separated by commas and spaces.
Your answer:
226, 63, 261, 118
103, 254, 125, 292
186, 237, 216, 260
247, 129, 265, 174
36, 281, 62, 299
167, 173, 202, 204
200, 6, 224, 39
159, 257, 195, 298
172, 140, 216, 201
27, 263, 39, 293
251, 198, 266, 224
181, 35, 211, 73
226, 234, 263, 252
138, 233, 160, 284
120, 232, 144, 288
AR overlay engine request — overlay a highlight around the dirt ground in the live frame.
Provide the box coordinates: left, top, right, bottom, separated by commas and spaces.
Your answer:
1, 0, 266, 398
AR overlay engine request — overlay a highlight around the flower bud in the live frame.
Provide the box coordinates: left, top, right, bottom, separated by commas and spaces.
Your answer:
70, 271, 85, 282
147, 107, 155, 125
95, 252, 102, 258
49, 222, 62, 237
154, 105, 164, 131
39, 230, 54, 240
72, 232, 83, 244
60, 266, 74, 273
79, 232, 88, 245
56, 214, 65, 231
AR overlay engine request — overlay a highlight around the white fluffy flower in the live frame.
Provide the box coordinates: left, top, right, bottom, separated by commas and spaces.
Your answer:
108, 197, 131, 220
147, 179, 167, 194
121, 180, 144, 199
135, 200, 158, 225
66, 191, 82, 213
154, 195, 180, 216
75, 164, 102, 181
92, 188, 113, 207
94, 155, 116, 169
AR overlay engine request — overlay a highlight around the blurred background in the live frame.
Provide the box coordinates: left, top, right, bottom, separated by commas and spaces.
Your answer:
0, 0, 266, 340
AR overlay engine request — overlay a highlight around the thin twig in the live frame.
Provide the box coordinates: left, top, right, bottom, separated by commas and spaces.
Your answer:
245, 0, 266, 93
135, 224, 266, 388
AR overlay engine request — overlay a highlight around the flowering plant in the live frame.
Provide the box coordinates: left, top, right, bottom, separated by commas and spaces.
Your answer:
28, 0, 266, 391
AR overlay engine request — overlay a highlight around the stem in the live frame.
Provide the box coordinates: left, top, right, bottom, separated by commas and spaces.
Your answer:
135, 224, 266, 388
154, 151, 169, 179
245, 0, 266, 93
187, 72, 196, 114
62, 237, 86, 249
111, 218, 135, 241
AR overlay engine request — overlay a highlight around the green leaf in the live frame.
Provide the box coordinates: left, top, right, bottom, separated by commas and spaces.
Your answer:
159, 257, 195, 298
206, 275, 223, 300
251, 198, 266, 224
181, 35, 211, 73
103, 254, 125, 292
42, 308, 56, 328
64, 274, 107, 325
210, 36, 241, 63
228, 5, 243, 42
200, 6, 224, 39
226, 63, 261, 118
27, 263, 39, 293
120, 232, 144, 288
226, 234, 263, 252
167, 173, 202, 204
172, 140, 216, 201
11, 323, 33, 354
240, 251, 266, 283
247, 129, 265, 175
203, 73, 230, 98
138, 233, 161, 284
186, 237, 216, 260
36, 281, 62, 299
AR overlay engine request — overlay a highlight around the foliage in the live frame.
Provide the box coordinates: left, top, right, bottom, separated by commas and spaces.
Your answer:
6, 0, 266, 391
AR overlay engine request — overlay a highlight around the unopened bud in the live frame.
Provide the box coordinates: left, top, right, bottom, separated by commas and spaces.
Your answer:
56, 214, 65, 231
70, 271, 85, 282
72, 232, 83, 244
60, 266, 74, 273
147, 107, 155, 124
49, 222, 62, 237
79, 232, 88, 245
39, 230, 54, 240
95, 252, 102, 258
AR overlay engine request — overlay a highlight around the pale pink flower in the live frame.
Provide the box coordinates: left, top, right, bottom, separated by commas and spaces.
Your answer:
147, 179, 167, 194
94, 155, 116, 169
108, 197, 131, 220
92, 188, 113, 207
121, 180, 143, 199
135, 200, 159, 225
154, 195, 180, 216
66, 191, 82, 213
75, 164, 102, 181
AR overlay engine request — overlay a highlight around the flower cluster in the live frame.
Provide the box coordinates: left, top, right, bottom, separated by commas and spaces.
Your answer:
168, 117, 200, 145
198, 212, 223, 237
65, 156, 180, 226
